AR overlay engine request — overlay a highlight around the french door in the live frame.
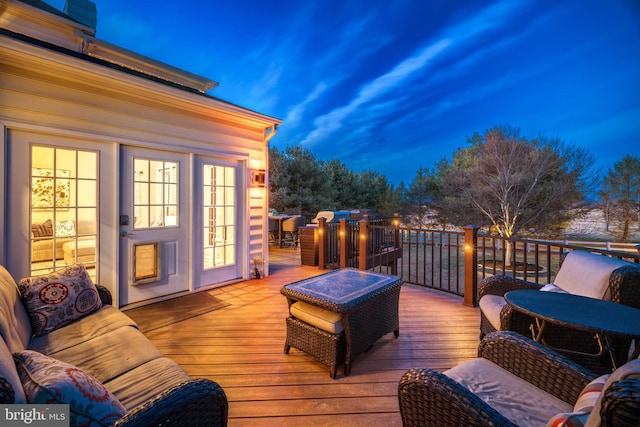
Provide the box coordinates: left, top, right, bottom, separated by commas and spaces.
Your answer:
119, 146, 190, 306
5, 130, 116, 290
193, 156, 243, 288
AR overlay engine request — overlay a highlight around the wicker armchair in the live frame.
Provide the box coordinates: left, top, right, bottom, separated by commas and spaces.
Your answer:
478, 250, 640, 374
282, 215, 306, 247
398, 331, 640, 427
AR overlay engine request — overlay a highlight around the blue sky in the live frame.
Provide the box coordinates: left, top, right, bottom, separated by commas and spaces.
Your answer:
47, 0, 640, 184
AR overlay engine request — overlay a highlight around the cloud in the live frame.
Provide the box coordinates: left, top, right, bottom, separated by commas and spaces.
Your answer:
300, 39, 452, 147
298, 0, 527, 150
283, 82, 330, 128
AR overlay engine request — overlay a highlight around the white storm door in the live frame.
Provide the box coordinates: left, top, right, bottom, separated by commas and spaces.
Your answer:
119, 146, 189, 306
193, 156, 243, 288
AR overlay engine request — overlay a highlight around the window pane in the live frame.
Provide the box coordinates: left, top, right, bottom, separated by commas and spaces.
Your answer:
78, 180, 96, 206
150, 206, 164, 227
150, 161, 164, 182
134, 183, 149, 205
77, 151, 97, 179
57, 149, 76, 178
135, 206, 149, 228
165, 183, 177, 205
149, 183, 164, 204
134, 159, 149, 182
32, 146, 54, 170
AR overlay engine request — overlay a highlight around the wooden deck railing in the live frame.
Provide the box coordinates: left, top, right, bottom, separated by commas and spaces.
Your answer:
312, 218, 640, 307
317, 214, 402, 272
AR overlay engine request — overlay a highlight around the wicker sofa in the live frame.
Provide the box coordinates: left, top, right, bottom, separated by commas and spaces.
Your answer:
398, 331, 640, 427
478, 250, 640, 374
0, 264, 227, 426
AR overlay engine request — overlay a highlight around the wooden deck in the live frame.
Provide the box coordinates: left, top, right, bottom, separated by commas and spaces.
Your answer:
143, 247, 480, 426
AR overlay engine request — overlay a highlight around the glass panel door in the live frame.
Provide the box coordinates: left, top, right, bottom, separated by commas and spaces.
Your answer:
194, 156, 242, 289
119, 146, 189, 306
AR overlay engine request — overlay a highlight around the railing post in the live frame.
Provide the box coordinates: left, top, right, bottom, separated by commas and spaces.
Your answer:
393, 213, 400, 249
463, 224, 479, 307
392, 213, 401, 275
318, 217, 327, 270
339, 218, 348, 268
359, 216, 369, 270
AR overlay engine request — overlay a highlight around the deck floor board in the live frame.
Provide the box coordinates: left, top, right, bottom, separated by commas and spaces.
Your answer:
137, 248, 480, 426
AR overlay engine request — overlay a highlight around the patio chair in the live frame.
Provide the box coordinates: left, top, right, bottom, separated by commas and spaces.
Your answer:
282, 215, 306, 247
268, 218, 278, 245
398, 331, 640, 427
478, 250, 640, 374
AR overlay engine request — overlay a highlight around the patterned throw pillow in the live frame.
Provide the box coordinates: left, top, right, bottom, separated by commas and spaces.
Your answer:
31, 219, 54, 238
14, 350, 126, 426
546, 374, 609, 427
55, 220, 76, 237
18, 264, 102, 336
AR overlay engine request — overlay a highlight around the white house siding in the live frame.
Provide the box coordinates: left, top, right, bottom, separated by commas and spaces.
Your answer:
0, 0, 280, 305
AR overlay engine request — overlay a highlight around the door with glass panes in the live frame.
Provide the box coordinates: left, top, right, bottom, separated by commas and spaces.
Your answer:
193, 156, 242, 288
5, 130, 116, 291
119, 146, 189, 306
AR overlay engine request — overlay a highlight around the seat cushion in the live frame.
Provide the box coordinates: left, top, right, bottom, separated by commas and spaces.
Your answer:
40, 326, 163, 384
479, 294, 507, 330
554, 251, 631, 300
445, 358, 572, 426
28, 305, 138, 355
103, 357, 192, 410
290, 301, 344, 333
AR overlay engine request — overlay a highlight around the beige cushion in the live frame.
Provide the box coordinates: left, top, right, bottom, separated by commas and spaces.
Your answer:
445, 358, 572, 426
479, 294, 508, 330
28, 305, 137, 355
554, 251, 631, 300
290, 301, 344, 333
41, 326, 163, 384
103, 357, 192, 410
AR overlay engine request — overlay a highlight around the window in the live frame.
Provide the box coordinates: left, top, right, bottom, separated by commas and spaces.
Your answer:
30, 146, 98, 280
203, 165, 236, 269
133, 159, 178, 228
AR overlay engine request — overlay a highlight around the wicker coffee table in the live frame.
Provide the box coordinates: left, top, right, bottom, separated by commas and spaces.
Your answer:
281, 268, 402, 378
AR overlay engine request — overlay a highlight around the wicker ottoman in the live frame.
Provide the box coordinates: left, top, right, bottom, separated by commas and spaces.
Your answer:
284, 316, 345, 378
63, 239, 96, 264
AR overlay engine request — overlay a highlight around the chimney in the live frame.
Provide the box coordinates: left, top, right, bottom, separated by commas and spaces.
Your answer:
64, 0, 98, 30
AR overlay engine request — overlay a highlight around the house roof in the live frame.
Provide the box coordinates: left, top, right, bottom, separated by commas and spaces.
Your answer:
4, 0, 281, 124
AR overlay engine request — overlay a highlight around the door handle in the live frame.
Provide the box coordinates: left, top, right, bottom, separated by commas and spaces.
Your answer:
119, 230, 134, 237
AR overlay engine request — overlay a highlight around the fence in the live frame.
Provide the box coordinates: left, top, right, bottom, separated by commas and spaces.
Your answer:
314, 219, 640, 306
